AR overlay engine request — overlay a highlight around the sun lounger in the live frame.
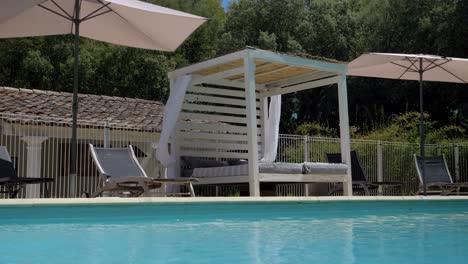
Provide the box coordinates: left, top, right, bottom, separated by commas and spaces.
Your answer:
326, 151, 403, 195
414, 154, 468, 195
89, 144, 197, 197
0, 146, 53, 198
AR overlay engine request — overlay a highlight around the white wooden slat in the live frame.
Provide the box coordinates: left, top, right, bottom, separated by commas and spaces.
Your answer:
182, 103, 260, 116
177, 122, 249, 134
264, 71, 336, 89
259, 76, 340, 98
186, 94, 260, 107
255, 65, 292, 77
180, 150, 249, 159
178, 131, 261, 142
191, 67, 245, 85
206, 79, 246, 89
168, 50, 246, 79
180, 112, 250, 125
226, 61, 279, 81
179, 141, 250, 151
250, 49, 346, 74
188, 85, 245, 98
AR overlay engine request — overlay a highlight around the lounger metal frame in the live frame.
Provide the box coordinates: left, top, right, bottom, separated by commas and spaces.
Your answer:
89, 144, 196, 197
326, 151, 403, 195
414, 154, 468, 195
0, 146, 53, 198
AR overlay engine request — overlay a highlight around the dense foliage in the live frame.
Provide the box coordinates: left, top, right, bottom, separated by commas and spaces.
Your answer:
0, 0, 467, 142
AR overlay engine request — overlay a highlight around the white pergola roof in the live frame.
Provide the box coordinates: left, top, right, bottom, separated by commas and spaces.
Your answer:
169, 47, 347, 95
166, 48, 352, 196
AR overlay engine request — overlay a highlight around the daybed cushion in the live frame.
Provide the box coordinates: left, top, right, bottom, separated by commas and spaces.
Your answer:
303, 162, 347, 175
191, 164, 248, 178
258, 162, 304, 174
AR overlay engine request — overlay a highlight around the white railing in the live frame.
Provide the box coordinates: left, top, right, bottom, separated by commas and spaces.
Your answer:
1, 112, 467, 198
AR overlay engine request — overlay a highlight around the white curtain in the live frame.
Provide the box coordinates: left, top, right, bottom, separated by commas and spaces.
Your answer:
155, 74, 192, 178
261, 95, 281, 162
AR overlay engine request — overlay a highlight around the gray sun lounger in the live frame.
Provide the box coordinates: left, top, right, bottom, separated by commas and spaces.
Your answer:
326, 151, 403, 195
89, 144, 197, 197
414, 154, 468, 195
0, 146, 53, 198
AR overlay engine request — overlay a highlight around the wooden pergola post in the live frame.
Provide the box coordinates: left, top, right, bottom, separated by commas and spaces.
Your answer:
338, 73, 353, 196
244, 50, 260, 196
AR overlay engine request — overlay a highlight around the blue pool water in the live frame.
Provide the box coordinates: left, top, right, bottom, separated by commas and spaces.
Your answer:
1, 200, 468, 264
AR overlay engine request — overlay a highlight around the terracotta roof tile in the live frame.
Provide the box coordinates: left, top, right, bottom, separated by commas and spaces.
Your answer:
0, 86, 164, 132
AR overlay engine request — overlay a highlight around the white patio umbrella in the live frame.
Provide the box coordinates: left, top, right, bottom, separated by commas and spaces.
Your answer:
0, 0, 207, 196
348, 53, 468, 195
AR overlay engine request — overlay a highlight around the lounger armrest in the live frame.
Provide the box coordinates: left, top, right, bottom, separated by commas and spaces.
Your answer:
444, 183, 468, 187
426, 182, 451, 188
107, 176, 154, 184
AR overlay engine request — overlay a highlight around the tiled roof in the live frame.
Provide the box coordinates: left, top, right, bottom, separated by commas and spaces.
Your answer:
0, 87, 164, 131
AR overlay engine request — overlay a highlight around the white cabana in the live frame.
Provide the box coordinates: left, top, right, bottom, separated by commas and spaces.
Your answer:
157, 48, 352, 196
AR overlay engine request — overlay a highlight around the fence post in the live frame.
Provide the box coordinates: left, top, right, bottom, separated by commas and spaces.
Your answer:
377, 140, 383, 195
104, 121, 110, 148
303, 135, 309, 196
454, 144, 460, 182
303, 135, 309, 162
436, 144, 442, 155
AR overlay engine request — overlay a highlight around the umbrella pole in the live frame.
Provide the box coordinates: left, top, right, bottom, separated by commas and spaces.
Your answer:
70, 0, 80, 198
419, 58, 427, 196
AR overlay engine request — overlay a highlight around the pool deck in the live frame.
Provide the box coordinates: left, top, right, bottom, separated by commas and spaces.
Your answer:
1, 196, 468, 206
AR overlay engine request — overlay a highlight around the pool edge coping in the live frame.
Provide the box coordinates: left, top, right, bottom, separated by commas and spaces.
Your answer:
1, 196, 468, 207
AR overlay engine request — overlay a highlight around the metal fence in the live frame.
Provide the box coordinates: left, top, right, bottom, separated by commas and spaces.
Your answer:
277, 134, 468, 195
1, 112, 467, 198
0, 113, 159, 198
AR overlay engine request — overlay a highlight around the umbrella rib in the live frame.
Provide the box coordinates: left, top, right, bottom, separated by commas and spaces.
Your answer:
391, 60, 418, 80
39, 4, 72, 21
81, 10, 113, 22
405, 57, 421, 72
391, 61, 418, 73
94, 0, 168, 50
81, 2, 112, 21
437, 64, 468, 83
50, 0, 73, 20
422, 59, 437, 72
424, 59, 450, 72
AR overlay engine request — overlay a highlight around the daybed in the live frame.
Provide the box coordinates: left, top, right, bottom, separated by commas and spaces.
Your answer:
184, 158, 348, 185
156, 48, 353, 196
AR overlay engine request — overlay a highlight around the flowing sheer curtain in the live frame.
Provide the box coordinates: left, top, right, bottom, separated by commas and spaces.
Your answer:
155, 75, 192, 178
261, 95, 281, 163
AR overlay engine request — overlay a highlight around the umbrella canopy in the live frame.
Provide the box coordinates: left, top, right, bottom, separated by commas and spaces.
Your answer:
348, 53, 468, 195
0, 0, 206, 197
348, 53, 468, 83
0, 0, 206, 51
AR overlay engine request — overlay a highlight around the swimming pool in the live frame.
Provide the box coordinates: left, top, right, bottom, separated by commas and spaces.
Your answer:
1, 199, 468, 264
